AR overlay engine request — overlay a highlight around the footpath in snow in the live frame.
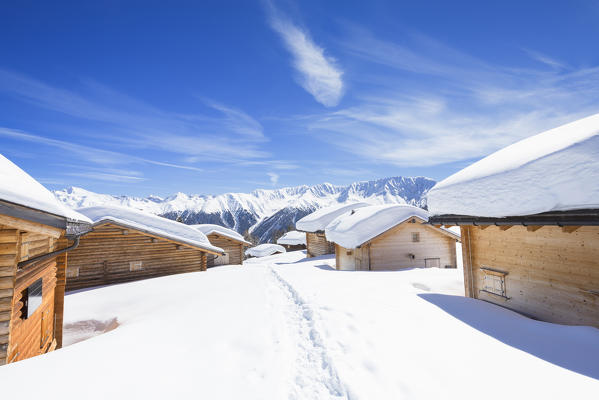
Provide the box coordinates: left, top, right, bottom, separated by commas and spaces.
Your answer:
0, 251, 597, 399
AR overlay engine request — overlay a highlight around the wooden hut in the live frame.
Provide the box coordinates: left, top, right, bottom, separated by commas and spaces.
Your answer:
65, 206, 224, 291
276, 230, 307, 252
326, 204, 460, 271
296, 203, 368, 258
428, 112, 599, 328
0, 154, 91, 364
191, 224, 250, 266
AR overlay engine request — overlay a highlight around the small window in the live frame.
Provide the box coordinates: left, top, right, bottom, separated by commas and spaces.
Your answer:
20, 278, 43, 320
480, 267, 508, 298
66, 267, 79, 278
129, 261, 143, 271
411, 232, 420, 242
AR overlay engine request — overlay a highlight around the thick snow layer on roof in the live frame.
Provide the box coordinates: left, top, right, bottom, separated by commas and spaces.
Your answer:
0, 154, 91, 223
245, 243, 286, 258
276, 230, 307, 246
296, 202, 370, 232
191, 224, 250, 245
77, 205, 223, 254
428, 113, 599, 217
325, 204, 430, 249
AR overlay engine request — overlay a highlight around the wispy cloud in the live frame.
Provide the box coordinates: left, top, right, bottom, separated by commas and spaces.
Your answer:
65, 171, 146, 183
0, 70, 270, 163
267, 172, 279, 185
301, 26, 599, 167
266, 2, 344, 107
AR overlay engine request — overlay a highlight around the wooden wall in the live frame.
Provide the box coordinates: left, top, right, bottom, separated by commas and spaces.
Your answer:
306, 232, 335, 258
1, 221, 62, 365
206, 234, 244, 267
461, 225, 599, 328
281, 244, 306, 252
335, 221, 458, 271
66, 223, 208, 291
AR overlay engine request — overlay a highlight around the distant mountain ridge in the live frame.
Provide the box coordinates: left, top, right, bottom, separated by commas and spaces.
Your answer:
54, 176, 436, 243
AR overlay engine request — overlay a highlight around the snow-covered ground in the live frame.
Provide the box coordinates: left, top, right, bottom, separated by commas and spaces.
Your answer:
1, 251, 597, 399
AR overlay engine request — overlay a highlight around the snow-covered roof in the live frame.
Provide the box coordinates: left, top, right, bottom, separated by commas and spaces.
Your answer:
77, 205, 224, 254
191, 224, 251, 245
0, 154, 91, 223
245, 243, 286, 258
296, 203, 370, 233
276, 230, 307, 246
428, 112, 599, 218
325, 204, 434, 249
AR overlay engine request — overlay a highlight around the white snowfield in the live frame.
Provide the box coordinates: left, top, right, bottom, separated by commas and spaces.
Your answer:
325, 204, 431, 249
277, 230, 307, 246
0, 252, 597, 399
296, 202, 370, 232
191, 223, 251, 245
77, 206, 224, 254
428, 112, 599, 217
0, 154, 91, 223
245, 243, 286, 257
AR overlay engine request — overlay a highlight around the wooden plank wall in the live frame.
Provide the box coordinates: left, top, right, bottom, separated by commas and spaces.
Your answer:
0, 223, 61, 364
306, 232, 335, 258
335, 222, 457, 271
465, 225, 599, 327
368, 222, 457, 270
0, 226, 18, 365
206, 234, 243, 266
66, 223, 209, 291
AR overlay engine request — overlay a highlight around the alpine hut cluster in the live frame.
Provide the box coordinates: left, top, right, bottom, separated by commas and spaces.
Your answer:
428, 112, 599, 328
0, 155, 91, 365
296, 203, 368, 257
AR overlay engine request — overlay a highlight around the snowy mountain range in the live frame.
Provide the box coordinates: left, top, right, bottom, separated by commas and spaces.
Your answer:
54, 176, 436, 243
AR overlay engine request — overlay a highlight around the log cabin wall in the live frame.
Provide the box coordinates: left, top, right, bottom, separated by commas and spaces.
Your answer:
306, 232, 335, 258
282, 244, 306, 252
462, 225, 599, 328
1, 222, 62, 365
205, 234, 244, 267
66, 223, 209, 291
335, 221, 458, 271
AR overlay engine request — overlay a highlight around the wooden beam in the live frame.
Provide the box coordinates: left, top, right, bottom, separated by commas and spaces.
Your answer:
499, 225, 513, 231
526, 226, 543, 232
478, 225, 490, 230
562, 226, 581, 234
0, 214, 63, 239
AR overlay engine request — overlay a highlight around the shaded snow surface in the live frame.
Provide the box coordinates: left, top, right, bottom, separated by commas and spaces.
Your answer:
0, 252, 597, 399
428, 112, 599, 217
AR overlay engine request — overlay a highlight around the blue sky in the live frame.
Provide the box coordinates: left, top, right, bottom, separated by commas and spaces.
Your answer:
1, 0, 598, 196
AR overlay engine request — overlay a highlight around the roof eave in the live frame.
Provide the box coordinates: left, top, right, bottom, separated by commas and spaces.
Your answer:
428, 209, 599, 227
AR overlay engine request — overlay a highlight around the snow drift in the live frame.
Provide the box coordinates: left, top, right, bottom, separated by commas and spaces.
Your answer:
427, 112, 599, 217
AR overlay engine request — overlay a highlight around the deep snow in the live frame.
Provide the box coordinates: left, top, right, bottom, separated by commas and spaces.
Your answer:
427, 112, 599, 217
0, 252, 597, 399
